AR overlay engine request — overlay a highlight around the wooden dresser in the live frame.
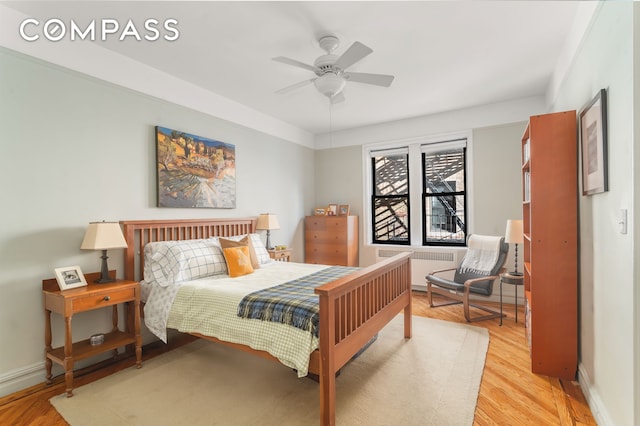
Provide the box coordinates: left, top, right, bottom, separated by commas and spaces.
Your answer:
305, 215, 358, 266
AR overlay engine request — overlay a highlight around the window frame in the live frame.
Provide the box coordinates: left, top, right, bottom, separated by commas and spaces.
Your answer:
421, 143, 468, 246
370, 148, 410, 245
363, 132, 473, 248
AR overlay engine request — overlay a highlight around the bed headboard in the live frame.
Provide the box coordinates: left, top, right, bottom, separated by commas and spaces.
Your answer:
120, 218, 257, 282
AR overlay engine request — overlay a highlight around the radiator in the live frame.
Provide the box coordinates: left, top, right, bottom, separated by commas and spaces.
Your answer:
376, 248, 465, 291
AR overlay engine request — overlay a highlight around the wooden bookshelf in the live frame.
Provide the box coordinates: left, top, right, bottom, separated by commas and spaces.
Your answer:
521, 110, 578, 380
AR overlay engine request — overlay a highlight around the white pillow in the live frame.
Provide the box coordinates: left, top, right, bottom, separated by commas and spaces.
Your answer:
143, 239, 227, 287
249, 233, 271, 264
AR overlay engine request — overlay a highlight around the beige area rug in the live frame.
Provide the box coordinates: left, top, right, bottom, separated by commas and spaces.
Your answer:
51, 315, 488, 426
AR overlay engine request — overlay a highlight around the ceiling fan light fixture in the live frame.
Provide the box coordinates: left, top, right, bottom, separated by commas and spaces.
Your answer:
314, 73, 346, 98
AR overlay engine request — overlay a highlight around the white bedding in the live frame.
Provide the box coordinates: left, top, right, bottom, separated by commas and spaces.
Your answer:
143, 261, 329, 376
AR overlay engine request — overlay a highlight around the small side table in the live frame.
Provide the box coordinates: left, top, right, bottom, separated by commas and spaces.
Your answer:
500, 273, 524, 326
43, 271, 141, 397
268, 248, 292, 262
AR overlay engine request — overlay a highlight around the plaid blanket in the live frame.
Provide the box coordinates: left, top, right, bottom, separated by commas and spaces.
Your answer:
237, 266, 357, 337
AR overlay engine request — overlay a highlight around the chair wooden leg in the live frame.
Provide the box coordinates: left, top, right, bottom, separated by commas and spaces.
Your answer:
462, 288, 504, 322
427, 282, 463, 308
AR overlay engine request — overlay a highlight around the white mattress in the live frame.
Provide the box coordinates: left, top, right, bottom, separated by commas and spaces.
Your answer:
143, 261, 329, 376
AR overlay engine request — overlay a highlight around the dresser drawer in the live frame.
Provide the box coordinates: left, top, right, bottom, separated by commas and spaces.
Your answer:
305, 245, 347, 263
306, 230, 346, 244
72, 287, 135, 313
305, 217, 348, 232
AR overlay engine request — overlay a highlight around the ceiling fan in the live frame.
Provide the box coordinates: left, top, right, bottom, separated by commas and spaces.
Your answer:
273, 35, 394, 103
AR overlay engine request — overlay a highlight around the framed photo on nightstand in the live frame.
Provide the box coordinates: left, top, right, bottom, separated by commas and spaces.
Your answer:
54, 266, 87, 290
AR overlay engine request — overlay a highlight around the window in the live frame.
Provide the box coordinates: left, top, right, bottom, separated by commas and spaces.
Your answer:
371, 148, 409, 244
422, 144, 466, 245
367, 137, 468, 247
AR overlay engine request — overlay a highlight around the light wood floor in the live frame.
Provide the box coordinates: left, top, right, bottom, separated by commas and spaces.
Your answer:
0, 292, 596, 425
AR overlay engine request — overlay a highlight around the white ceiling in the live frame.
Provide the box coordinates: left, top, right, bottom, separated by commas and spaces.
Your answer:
3, 1, 584, 135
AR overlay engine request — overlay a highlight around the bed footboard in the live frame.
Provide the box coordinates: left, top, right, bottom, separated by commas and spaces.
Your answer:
315, 252, 412, 426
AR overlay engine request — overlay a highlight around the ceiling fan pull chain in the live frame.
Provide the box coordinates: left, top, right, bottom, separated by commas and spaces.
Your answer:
329, 98, 333, 147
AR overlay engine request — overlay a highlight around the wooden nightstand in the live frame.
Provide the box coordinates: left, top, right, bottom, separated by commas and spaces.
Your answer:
42, 271, 141, 397
268, 248, 292, 262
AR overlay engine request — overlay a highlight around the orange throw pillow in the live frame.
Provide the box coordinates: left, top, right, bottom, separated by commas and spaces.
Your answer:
222, 246, 254, 278
219, 236, 260, 269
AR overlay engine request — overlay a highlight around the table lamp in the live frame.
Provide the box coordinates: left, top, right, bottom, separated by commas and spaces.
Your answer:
256, 213, 280, 250
505, 219, 524, 276
80, 221, 127, 283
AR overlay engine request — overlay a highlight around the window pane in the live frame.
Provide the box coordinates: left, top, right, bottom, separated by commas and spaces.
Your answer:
373, 154, 408, 196
373, 197, 409, 243
424, 149, 465, 193
422, 146, 466, 245
424, 195, 465, 244
372, 151, 410, 244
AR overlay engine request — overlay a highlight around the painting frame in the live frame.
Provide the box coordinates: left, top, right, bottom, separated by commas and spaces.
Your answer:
155, 126, 236, 208
54, 266, 87, 291
580, 89, 608, 196
326, 204, 338, 216
314, 207, 326, 216
338, 204, 350, 216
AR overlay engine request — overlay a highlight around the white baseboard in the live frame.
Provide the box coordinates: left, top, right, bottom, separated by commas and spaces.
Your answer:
0, 326, 161, 399
0, 361, 45, 398
578, 362, 613, 425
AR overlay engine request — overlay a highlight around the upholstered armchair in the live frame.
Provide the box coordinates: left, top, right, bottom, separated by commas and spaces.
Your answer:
426, 235, 508, 322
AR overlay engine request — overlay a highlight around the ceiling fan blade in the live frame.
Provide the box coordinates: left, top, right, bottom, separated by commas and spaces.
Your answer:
345, 72, 395, 87
331, 91, 346, 104
275, 78, 316, 94
272, 56, 320, 73
333, 41, 373, 70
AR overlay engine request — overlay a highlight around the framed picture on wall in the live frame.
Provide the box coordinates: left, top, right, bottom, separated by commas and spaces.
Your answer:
579, 89, 608, 195
54, 266, 87, 291
155, 126, 236, 208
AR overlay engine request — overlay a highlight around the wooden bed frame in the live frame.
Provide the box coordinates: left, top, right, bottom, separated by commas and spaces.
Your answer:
120, 218, 412, 426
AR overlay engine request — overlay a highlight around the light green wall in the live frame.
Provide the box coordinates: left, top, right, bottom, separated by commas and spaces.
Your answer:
314, 146, 363, 219
634, 4, 640, 421
548, 3, 635, 425
471, 122, 526, 235
0, 48, 315, 395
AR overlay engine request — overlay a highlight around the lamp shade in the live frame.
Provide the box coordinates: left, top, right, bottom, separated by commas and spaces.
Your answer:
80, 221, 127, 250
505, 219, 524, 244
255, 214, 280, 231
313, 74, 346, 98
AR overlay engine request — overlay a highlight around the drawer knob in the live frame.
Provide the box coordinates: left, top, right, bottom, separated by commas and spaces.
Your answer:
103, 296, 111, 301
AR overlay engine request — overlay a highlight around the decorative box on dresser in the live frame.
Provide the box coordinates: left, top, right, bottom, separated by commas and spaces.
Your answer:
305, 215, 358, 266
521, 110, 578, 380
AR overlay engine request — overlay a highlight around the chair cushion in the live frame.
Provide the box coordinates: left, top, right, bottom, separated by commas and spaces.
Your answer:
427, 236, 509, 297
426, 274, 493, 296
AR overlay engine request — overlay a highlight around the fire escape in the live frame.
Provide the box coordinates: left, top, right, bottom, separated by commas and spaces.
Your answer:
373, 156, 409, 241
424, 151, 465, 234
374, 151, 465, 242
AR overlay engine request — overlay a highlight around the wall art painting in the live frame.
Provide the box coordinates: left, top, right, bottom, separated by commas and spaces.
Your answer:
579, 89, 608, 196
156, 126, 236, 208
